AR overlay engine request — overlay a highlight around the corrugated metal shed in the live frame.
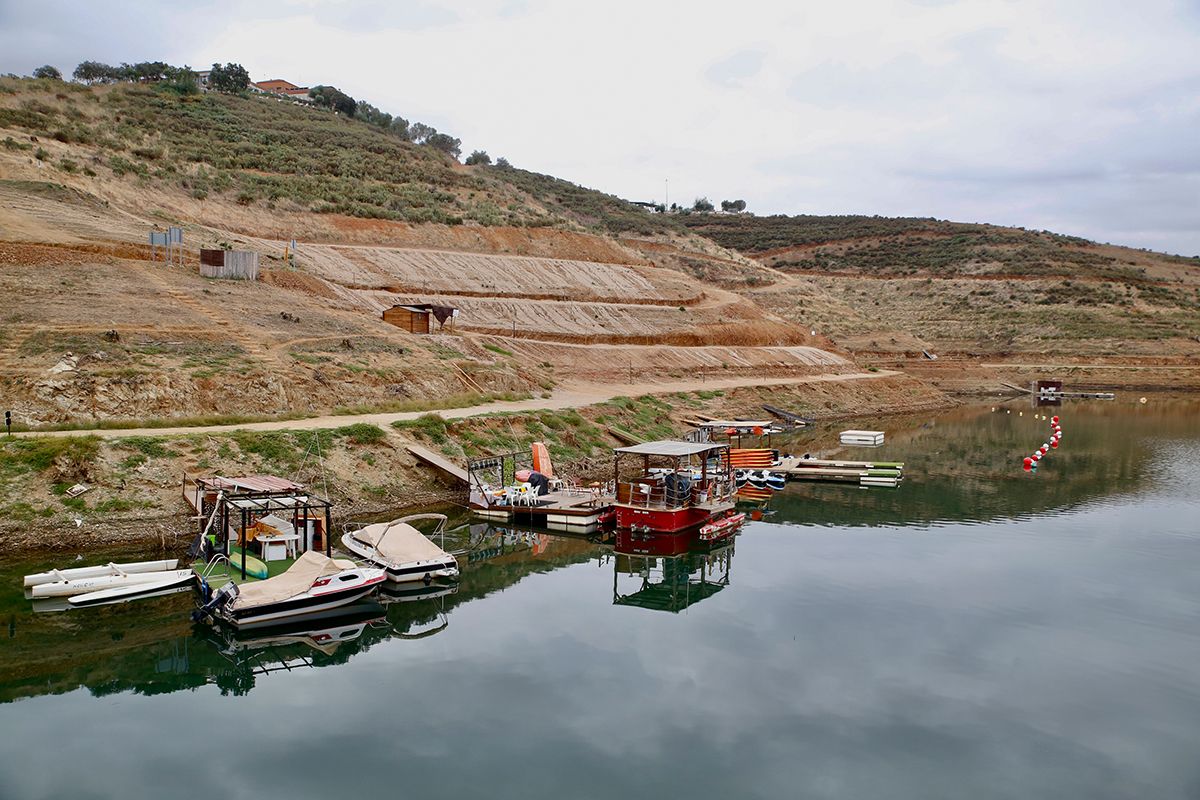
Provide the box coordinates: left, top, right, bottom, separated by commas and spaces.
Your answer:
199, 249, 259, 280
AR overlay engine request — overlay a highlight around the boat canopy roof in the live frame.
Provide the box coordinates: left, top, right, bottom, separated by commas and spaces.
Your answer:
614, 440, 727, 457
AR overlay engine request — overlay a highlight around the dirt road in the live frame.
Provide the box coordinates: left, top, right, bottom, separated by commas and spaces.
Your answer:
19, 370, 900, 439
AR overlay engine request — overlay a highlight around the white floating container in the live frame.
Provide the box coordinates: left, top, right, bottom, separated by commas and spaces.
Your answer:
860, 476, 898, 488
840, 430, 885, 446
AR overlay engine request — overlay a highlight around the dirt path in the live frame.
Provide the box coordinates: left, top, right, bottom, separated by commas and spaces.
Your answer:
980, 362, 1200, 370
18, 370, 901, 439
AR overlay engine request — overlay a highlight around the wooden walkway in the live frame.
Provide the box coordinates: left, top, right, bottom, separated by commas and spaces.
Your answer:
406, 445, 468, 484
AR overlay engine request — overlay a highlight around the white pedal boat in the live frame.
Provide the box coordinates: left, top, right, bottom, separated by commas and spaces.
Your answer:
30, 567, 193, 599
69, 572, 198, 607
341, 514, 459, 584
195, 551, 386, 630
24, 559, 178, 589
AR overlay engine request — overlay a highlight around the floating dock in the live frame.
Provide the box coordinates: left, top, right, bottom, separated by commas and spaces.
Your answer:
471, 489, 615, 531
839, 430, 885, 446
776, 456, 904, 488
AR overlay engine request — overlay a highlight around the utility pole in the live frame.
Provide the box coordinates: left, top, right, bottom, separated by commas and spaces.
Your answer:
665, 178, 669, 211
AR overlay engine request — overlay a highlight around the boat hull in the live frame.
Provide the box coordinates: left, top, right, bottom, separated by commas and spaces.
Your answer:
615, 502, 732, 534
68, 572, 197, 607
221, 580, 384, 629
31, 569, 195, 599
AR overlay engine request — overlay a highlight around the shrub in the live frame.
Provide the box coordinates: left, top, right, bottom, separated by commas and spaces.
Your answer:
336, 423, 388, 445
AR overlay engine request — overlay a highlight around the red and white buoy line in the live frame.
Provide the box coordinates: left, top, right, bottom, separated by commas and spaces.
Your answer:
1023, 415, 1063, 471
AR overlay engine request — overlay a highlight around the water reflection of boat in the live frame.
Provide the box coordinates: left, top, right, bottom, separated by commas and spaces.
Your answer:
612, 540, 734, 613
204, 601, 387, 658
379, 580, 459, 603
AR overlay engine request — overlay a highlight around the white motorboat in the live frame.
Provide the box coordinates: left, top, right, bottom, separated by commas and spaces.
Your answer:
341, 514, 459, 584
29, 568, 195, 599
24, 559, 178, 589
68, 572, 198, 607
194, 551, 386, 630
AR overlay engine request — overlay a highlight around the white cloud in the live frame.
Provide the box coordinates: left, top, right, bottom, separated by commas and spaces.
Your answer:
2, 0, 1197, 253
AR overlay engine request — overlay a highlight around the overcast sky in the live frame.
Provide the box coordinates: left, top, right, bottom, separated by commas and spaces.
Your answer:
2, 0, 1198, 255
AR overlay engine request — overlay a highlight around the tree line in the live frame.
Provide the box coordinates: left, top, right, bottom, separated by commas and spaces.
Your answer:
305, 85, 463, 159
663, 198, 748, 214
31, 60, 485, 163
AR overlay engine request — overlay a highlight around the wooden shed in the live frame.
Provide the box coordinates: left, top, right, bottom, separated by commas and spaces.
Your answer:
382, 303, 457, 334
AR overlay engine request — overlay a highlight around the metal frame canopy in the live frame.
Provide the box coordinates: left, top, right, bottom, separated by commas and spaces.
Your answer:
191, 474, 334, 580
614, 440, 728, 458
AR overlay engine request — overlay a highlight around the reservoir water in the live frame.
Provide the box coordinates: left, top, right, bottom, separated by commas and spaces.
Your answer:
1, 398, 1198, 799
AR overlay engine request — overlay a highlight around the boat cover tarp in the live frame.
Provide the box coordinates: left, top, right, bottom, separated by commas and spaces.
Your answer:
351, 522, 450, 566
232, 551, 354, 609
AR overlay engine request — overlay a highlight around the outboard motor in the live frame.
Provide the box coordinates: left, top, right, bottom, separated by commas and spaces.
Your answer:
192, 580, 239, 623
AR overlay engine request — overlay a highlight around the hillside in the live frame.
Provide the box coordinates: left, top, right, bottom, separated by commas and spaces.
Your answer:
0, 77, 681, 236
682, 214, 1200, 374
0, 77, 848, 429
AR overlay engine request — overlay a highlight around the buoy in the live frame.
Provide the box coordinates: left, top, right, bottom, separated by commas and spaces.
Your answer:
1006, 410, 1011, 414
1140, 397, 1147, 404
1024, 464, 1033, 471
1023, 457, 1033, 467
1051, 440, 1058, 448
1052, 416, 1059, 424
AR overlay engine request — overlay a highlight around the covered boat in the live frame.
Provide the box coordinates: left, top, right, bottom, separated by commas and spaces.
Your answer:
195, 551, 385, 629
341, 514, 459, 584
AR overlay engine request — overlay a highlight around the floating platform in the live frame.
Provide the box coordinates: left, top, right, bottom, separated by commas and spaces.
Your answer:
471, 489, 615, 531
776, 456, 903, 488
840, 430, 885, 446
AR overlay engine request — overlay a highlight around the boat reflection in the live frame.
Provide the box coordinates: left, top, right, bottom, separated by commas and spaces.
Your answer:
612, 539, 734, 613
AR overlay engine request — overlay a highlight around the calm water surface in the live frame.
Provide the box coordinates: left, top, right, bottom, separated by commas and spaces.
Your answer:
1, 398, 1198, 799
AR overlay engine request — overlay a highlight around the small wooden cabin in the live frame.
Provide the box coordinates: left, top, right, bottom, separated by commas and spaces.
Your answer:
382, 303, 457, 334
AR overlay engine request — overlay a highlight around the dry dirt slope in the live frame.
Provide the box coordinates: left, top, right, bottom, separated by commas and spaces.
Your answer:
0, 170, 850, 426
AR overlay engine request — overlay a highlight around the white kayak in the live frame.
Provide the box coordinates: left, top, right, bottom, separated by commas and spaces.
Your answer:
68, 573, 197, 607
24, 559, 178, 588
30, 568, 194, 599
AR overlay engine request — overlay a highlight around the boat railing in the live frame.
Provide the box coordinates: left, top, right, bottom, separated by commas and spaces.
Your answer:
617, 475, 731, 510
200, 554, 234, 581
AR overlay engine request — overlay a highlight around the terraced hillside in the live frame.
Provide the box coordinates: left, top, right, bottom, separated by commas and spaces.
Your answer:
683, 214, 1200, 366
